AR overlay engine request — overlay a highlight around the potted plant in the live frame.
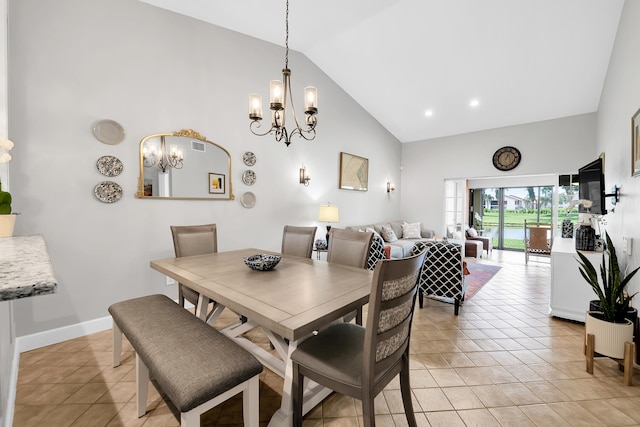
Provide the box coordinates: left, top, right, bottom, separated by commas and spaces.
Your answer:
0, 137, 16, 237
577, 232, 640, 359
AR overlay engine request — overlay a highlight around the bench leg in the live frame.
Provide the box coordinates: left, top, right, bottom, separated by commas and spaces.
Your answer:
136, 353, 150, 418
113, 321, 122, 368
179, 374, 261, 427
243, 375, 260, 427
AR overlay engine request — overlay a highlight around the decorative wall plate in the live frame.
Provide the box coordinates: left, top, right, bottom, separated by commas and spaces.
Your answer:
96, 155, 123, 177
243, 151, 256, 166
92, 119, 125, 145
240, 191, 256, 208
242, 170, 256, 185
94, 181, 123, 203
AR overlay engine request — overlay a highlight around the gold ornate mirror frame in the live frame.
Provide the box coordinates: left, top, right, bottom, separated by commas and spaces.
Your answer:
136, 129, 234, 200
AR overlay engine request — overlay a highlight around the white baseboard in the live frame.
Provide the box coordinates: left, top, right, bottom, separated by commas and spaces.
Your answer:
15, 298, 189, 353
16, 316, 112, 353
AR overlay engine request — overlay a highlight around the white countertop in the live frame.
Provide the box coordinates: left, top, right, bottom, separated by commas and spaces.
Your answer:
0, 234, 57, 301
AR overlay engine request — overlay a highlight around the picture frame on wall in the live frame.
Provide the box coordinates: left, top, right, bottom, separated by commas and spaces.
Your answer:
633, 108, 640, 177
209, 172, 225, 194
339, 152, 369, 191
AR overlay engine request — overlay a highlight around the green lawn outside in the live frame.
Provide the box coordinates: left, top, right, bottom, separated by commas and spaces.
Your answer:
477, 209, 579, 250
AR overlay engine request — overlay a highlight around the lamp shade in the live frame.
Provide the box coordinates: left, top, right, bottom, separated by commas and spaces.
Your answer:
318, 205, 339, 223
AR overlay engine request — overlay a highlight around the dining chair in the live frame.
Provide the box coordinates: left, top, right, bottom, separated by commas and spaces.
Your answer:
524, 220, 552, 264
327, 228, 374, 324
291, 249, 427, 427
281, 225, 317, 258
170, 224, 218, 316
327, 228, 373, 268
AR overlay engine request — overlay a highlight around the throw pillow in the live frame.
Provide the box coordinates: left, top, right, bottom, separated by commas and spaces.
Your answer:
365, 227, 383, 241
380, 226, 398, 243
402, 222, 422, 239
467, 228, 478, 237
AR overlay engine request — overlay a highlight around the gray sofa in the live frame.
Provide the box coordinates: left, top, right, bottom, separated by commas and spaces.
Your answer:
345, 220, 435, 258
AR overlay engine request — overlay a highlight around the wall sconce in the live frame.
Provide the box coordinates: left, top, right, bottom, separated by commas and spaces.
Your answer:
299, 165, 311, 186
386, 180, 395, 194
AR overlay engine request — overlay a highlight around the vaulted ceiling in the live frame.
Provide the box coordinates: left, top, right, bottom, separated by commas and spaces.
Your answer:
139, 0, 624, 143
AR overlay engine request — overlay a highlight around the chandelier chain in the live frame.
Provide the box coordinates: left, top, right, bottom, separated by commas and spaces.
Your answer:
285, 0, 289, 69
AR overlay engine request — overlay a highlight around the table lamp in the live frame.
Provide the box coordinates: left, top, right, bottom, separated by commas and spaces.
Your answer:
318, 204, 339, 244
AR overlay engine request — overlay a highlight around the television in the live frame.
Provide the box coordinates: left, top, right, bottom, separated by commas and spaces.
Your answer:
578, 157, 606, 215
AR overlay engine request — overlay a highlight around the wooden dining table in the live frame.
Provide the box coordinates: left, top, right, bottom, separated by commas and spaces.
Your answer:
150, 248, 373, 426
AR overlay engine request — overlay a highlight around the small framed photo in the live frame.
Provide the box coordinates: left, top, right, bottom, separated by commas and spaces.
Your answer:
633, 108, 640, 177
209, 173, 225, 194
339, 152, 369, 191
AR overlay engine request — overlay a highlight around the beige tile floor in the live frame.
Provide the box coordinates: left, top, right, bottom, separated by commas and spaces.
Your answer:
13, 250, 640, 426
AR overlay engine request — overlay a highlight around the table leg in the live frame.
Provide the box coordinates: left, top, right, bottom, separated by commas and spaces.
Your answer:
195, 295, 211, 321
267, 339, 332, 427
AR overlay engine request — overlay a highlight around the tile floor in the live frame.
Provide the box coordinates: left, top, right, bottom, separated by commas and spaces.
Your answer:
13, 250, 640, 426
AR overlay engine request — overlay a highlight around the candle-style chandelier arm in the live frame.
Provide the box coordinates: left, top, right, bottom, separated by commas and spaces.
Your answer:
247, 0, 318, 147
142, 135, 184, 173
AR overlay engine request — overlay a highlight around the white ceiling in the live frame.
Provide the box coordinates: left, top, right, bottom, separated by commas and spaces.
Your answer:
138, 0, 624, 143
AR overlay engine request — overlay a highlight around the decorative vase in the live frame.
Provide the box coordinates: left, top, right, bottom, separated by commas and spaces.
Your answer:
0, 214, 16, 237
585, 311, 634, 359
575, 224, 595, 251
594, 238, 605, 252
561, 219, 574, 238
314, 239, 327, 250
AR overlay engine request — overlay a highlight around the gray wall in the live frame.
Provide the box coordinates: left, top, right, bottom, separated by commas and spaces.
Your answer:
401, 113, 598, 234
8, 0, 402, 336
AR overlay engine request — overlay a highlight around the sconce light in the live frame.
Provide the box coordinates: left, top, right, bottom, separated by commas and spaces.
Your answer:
299, 165, 311, 186
386, 180, 395, 194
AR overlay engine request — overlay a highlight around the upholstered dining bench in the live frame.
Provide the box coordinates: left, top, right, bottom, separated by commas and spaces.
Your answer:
109, 294, 263, 427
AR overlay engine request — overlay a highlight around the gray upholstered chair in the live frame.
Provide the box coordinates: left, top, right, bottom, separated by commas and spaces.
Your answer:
327, 228, 374, 324
170, 224, 217, 315
291, 250, 427, 427
327, 228, 373, 268
281, 225, 317, 258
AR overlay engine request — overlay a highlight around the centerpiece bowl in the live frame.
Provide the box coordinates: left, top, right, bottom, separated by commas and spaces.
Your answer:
243, 254, 282, 271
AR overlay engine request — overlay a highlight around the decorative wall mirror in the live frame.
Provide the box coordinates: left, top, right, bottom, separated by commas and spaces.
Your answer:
136, 129, 234, 200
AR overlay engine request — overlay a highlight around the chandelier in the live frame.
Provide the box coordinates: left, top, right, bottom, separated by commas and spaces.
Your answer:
142, 136, 184, 173
248, 0, 317, 146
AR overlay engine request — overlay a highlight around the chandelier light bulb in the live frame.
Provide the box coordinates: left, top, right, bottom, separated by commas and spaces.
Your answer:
248, 0, 318, 146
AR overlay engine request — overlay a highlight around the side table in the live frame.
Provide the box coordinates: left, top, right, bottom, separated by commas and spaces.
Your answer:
313, 248, 328, 260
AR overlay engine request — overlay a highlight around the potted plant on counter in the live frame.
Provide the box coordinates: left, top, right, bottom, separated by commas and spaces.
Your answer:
0, 137, 16, 237
577, 232, 639, 359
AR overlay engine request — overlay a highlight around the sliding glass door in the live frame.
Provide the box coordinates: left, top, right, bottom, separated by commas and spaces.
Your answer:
472, 185, 554, 250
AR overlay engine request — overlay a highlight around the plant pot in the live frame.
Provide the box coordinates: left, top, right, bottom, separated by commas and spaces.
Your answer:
585, 311, 634, 359
589, 300, 638, 327
0, 214, 16, 237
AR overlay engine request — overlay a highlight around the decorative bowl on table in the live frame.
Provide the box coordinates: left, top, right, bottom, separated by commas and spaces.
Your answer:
243, 254, 282, 271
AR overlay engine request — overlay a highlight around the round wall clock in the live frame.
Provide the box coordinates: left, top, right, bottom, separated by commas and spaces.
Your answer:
492, 146, 521, 171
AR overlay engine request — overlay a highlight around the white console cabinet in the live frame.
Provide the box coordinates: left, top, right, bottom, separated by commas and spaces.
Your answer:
550, 237, 602, 322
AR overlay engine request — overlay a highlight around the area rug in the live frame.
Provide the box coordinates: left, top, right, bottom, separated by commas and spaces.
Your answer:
465, 262, 502, 301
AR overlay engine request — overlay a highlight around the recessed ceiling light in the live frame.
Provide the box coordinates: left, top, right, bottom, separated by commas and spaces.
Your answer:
425, 109, 433, 117
470, 99, 480, 108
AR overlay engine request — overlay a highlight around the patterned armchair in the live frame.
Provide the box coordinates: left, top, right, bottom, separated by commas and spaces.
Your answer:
410, 240, 466, 315
366, 233, 387, 270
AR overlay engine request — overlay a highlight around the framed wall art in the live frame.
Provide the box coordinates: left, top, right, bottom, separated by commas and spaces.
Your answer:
209, 173, 225, 194
633, 108, 640, 177
339, 152, 368, 191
